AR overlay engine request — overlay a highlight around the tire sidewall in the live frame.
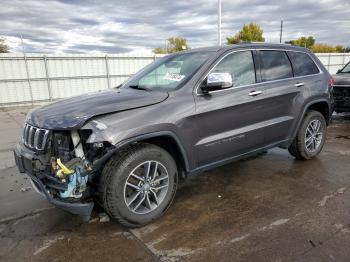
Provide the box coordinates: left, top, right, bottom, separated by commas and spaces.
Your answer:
106, 145, 177, 225
299, 112, 327, 159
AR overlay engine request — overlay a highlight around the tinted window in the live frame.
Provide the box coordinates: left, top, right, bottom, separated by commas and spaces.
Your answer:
288, 51, 319, 76
211, 51, 256, 87
260, 51, 293, 81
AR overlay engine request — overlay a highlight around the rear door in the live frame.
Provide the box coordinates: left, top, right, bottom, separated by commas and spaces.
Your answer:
255, 50, 302, 145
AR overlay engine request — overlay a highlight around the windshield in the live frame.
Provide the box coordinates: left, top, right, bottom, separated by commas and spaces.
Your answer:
340, 62, 350, 73
123, 51, 213, 91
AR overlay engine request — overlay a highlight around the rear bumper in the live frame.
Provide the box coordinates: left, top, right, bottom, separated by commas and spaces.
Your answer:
14, 144, 94, 221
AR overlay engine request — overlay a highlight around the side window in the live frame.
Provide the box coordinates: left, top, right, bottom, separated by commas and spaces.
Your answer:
211, 51, 256, 87
260, 51, 293, 81
287, 51, 319, 76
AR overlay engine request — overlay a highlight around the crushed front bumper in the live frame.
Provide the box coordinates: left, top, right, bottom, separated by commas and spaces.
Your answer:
14, 143, 94, 221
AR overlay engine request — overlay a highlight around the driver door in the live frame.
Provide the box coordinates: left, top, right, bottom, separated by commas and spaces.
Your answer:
193, 50, 267, 167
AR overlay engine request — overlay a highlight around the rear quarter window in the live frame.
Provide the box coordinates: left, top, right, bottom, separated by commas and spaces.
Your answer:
260, 50, 293, 81
287, 51, 320, 76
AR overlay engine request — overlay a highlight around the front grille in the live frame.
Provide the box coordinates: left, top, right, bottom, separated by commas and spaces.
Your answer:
23, 123, 50, 151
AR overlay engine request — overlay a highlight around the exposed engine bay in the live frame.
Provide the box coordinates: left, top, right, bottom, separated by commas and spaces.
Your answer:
50, 131, 91, 199
33, 129, 112, 202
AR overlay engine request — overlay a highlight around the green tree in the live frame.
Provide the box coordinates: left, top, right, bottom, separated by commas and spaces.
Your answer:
153, 37, 189, 54
311, 43, 336, 53
226, 23, 265, 44
286, 36, 315, 49
287, 36, 348, 53
0, 38, 9, 53
335, 45, 345, 52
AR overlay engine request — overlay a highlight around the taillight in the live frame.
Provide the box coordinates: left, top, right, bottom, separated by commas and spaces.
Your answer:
328, 77, 335, 88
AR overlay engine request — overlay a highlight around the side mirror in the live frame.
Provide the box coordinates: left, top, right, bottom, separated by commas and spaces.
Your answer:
201, 72, 233, 93
337, 69, 341, 74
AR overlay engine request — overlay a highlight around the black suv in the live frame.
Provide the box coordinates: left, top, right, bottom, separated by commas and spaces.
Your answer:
333, 61, 350, 113
14, 43, 333, 227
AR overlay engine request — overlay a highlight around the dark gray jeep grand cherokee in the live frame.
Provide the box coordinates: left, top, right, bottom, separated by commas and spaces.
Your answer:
14, 43, 333, 227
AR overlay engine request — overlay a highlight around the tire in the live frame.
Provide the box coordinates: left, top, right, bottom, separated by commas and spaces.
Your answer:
288, 110, 327, 160
99, 143, 178, 227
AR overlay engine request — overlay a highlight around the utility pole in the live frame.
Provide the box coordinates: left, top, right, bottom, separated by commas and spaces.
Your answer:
279, 20, 283, 43
218, 0, 222, 45
20, 34, 25, 53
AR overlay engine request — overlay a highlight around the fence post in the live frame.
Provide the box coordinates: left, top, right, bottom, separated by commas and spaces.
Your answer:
105, 55, 111, 89
23, 54, 34, 105
43, 55, 52, 101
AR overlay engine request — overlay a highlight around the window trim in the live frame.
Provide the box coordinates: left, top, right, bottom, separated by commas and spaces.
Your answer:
195, 48, 323, 96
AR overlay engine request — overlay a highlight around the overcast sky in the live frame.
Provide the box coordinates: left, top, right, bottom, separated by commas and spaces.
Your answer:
1, 0, 349, 54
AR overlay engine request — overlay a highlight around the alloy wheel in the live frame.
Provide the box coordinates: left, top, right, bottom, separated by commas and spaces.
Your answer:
123, 161, 169, 214
305, 119, 323, 153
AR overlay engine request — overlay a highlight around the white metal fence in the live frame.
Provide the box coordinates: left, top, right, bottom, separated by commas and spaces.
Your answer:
0, 52, 349, 106
0, 53, 162, 106
316, 53, 350, 75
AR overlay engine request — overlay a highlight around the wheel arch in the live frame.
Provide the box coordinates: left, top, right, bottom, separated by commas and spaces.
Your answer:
307, 101, 331, 125
287, 99, 331, 148
114, 131, 190, 175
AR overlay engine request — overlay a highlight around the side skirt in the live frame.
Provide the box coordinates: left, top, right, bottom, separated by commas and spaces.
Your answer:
188, 139, 289, 176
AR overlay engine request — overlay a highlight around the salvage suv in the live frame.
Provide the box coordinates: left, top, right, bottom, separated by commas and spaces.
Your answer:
14, 43, 333, 227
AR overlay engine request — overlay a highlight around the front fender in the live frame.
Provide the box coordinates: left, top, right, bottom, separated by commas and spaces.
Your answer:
90, 130, 191, 174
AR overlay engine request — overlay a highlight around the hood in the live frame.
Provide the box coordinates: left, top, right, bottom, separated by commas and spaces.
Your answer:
28, 88, 169, 129
333, 73, 350, 86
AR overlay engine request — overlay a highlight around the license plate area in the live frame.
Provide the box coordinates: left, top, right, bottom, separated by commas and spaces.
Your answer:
14, 150, 33, 174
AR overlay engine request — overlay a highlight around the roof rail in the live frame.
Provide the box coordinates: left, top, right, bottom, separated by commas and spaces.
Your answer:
239, 41, 294, 46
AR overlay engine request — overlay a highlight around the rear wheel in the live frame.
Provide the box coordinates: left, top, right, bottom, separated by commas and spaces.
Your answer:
100, 143, 178, 227
288, 110, 327, 160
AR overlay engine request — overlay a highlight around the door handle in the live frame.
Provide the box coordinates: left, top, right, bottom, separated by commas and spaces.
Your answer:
249, 90, 263, 96
295, 82, 304, 87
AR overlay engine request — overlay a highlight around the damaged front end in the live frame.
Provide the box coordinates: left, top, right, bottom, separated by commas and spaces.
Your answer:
14, 124, 114, 221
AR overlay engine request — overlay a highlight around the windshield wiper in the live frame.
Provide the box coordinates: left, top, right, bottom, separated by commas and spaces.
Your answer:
128, 85, 152, 91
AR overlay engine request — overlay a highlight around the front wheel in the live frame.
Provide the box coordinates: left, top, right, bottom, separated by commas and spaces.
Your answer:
100, 143, 178, 227
288, 110, 327, 160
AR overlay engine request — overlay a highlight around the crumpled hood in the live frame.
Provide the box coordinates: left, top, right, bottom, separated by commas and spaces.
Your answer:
333, 74, 350, 86
28, 88, 169, 129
